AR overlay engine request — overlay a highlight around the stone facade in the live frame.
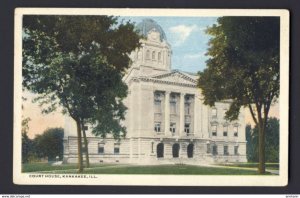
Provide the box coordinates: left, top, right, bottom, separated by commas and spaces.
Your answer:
63, 19, 247, 164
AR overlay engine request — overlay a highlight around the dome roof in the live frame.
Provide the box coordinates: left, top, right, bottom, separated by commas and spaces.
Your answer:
136, 18, 167, 41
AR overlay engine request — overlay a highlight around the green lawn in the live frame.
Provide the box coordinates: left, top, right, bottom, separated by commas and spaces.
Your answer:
22, 162, 115, 172
217, 163, 279, 170
22, 163, 273, 175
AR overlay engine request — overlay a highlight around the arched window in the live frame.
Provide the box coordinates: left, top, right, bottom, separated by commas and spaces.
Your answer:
157, 143, 164, 158
146, 50, 150, 60
152, 51, 156, 59
187, 144, 194, 158
172, 143, 180, 158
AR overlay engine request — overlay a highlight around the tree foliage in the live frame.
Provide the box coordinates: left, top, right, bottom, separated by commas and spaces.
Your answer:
22, 15, 141, 171
22, 118, 32, 163
246, 118, 279, 163
34, 128, 64, 161
199, 17, 280, 173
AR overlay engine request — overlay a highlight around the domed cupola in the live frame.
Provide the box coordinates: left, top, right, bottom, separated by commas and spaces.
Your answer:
129, 18, 172, 73
136, 18, 167, 42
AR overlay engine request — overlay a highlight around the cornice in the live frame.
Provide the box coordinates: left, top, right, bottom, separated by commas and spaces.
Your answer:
131, 76, 197, 88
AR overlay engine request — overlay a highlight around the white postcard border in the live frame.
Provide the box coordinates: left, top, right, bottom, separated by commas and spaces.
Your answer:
14, 8, 289, 186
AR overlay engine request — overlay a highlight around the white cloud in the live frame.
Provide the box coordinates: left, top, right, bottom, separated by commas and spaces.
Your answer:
183, 52, 206, 59
169, 25, 198, 46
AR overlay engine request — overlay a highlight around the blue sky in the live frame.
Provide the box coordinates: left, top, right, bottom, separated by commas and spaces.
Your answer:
121, 16, 218, 73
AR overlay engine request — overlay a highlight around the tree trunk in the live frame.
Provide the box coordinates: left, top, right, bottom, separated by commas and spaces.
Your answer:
81, 121, 90, 168
258, 123, 266, 174
76, 120, 84, 173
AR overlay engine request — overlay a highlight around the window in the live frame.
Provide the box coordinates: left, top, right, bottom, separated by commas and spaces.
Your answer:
114, 143, 120, 155
151, 142, 154, 153
170, 123, 176, 134
146, 50, 150, 59
155, 122, 161, 132
224, 145, 229, 156
212, 125, 217, 136
212, 145, 218, 155
185, 103, 190, 115
223, 126, 228, 136
158, 52, 161, 61
184, 123, 190, 134
114, 148, 120, 154
152, 51, 155, 59
170, 102, 176, 114
212, 108, 217, 118
98, 143, 104, 154
234, 146, 239, 155
170, 95, 177, 114
154, 100, 161, 113
154, 93, 162, 113
234, 126, 238, 137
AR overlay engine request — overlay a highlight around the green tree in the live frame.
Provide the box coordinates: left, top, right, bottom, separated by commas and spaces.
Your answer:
246, 124, 257, 162
246, 118, 279, 163
22, 117, 32, 163
23, 16, 141, 172
198, 17, 279, 173
34, 128, 64, 161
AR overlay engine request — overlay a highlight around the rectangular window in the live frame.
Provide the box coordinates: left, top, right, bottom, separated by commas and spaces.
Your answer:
151, 142, 154, 153
234, 126, 238, 137
185, 103, 190, 115
114, 148, 120, 154
83, 126, 88, 131
170, 95, 177, 114
154, 122, 161, 132
224, 146, 229, 156
98, 143, 104, 154
154, 100, 161, 113
212, 145, 218, 155
170, 102, 176, 114
170, 123, 176, 133
223, 126, 228, 136
234, 146, 239, 155
212, 125, 217, 136
114, 143, 120, 155
212, 108, 217, 118
184, 123, 190, 134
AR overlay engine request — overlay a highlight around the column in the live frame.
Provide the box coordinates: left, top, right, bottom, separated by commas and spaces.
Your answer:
179, 93, 185, 136
193, 94, 198, 136
164, 91, 170, 135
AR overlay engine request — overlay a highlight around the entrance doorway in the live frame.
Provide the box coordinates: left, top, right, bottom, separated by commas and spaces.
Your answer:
187, 143, 194, 158
157, 143, 164, 158
172, 143, 180, 158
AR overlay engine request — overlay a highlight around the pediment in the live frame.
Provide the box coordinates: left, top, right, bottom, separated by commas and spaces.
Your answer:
152, 70, 197, 85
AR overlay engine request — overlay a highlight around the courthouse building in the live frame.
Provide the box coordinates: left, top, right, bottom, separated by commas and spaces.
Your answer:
63, 19, 247, 164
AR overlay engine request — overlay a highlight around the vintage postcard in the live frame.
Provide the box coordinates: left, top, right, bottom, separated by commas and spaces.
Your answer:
14, 8, 289, 186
